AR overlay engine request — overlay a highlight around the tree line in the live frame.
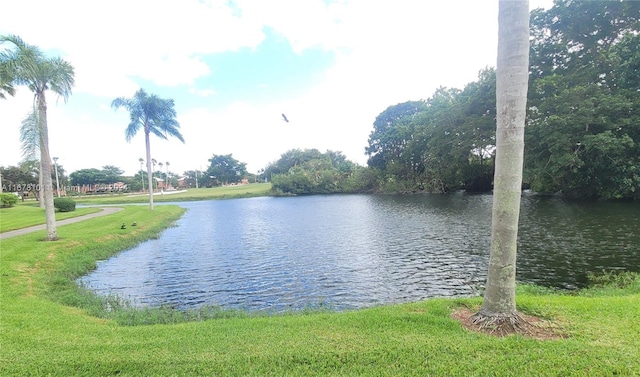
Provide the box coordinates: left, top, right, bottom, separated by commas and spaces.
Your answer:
263, 148, 377, 195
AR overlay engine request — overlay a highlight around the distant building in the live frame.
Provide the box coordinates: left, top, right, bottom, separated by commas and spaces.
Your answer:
154, 177, 165, 190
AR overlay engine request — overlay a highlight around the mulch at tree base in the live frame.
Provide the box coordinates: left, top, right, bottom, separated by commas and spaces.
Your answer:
451, 307, 567, 340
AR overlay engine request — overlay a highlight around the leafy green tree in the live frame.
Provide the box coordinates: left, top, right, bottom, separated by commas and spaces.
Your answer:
0, 165, 38, 192
1, 34, 74, 241
181, 170, 201, 188
473, 0, 530, 333
525, 0, 640, 199
112, 89, 184, 210
205, 154, 247, 186
101, 165, 124, 183
271, 166, 315, 194
70, 168, 108, 186
405, 88, 464, 192
366, 1, 640, 200
263, 148, 325, 178
366, 100, 427, 171
17, 161, 40, 201
367, 77, 497, 194
268, 149, 369, 195
118, 175, 141, 193
416, 76, 496, 193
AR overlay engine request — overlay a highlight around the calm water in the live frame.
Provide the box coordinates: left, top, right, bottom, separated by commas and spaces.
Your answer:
80, 194, 640, 312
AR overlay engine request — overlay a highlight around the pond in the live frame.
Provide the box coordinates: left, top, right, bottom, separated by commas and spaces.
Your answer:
80, 193, 640, 312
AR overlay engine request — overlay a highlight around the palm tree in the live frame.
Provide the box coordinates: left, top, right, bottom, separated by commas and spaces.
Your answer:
1, 34, 74, 241
111, 89, 184, 210
472, 0, 530, 333
151, 158, 158, 191
165, 161, 170, 189
158, 162, 164, 190
138, 158, 145, 192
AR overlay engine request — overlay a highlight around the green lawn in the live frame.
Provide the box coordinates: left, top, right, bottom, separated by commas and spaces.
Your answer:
72, 182, 272, 205
1, 203, 639, 376
0, 204, 102, 232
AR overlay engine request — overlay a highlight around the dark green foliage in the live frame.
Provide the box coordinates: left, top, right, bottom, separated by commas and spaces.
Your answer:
0, 192, 19, 207
0, 165, 38, 189
267, 149, 371, 195
524, 1, 640, 199
587, 271, 640, 291
70, 166, 124, 186
53, 197, 75, 212
366, 72, 497, 193
366, 2, 640, 199
365, 100, 428, 170
205, 153, 247, 186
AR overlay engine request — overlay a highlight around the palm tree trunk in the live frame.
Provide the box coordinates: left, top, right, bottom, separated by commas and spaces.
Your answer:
38, 94, 58, 240
474, 0, 529, 331
145, 131, 154, 211
38, 160, 44, 208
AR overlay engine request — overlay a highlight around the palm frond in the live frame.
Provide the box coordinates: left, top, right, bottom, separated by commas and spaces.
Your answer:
0, 34, 45, 90
113, 88, 184, 143
160, 120, 185, 143
19, 108, 41, 162
47, 57, 75, 102
125, 123, 141, 142
0, 55, 16, 98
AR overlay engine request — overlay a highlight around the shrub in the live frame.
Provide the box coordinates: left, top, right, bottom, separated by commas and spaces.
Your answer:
587, 271, 640, 290
54, 197, 76, 212
0, 193, 19, 208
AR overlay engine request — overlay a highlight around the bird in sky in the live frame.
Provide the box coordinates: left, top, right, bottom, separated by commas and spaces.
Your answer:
281, 113, 289, 123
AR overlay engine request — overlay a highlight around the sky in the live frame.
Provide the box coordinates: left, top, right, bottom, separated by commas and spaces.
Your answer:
0, 0, 552, 177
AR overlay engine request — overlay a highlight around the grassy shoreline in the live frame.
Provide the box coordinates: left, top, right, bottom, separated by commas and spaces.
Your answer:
71, 182, 273, 205
1, 199, 639, 375
0, 205, 102, 233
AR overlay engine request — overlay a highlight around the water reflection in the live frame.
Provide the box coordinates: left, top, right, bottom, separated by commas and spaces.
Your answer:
80, 194, 640, 312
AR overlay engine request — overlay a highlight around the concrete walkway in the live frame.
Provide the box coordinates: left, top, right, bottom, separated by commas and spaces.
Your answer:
0, 207, 124, 240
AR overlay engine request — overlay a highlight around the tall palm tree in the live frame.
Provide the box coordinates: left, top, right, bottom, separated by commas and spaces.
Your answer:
1, 34, 74, 241
112, 89, 184, 210
158, 162, 164, 190
151, 158, 158, 191
473, 0, 530, 333
165, 161, 170, 189
138, 158, 145, 192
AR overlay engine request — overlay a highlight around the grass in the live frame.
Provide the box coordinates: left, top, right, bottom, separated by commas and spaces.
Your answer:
71, 182, 273, 205
1, 202, 639, 376
0, 203, 102, 232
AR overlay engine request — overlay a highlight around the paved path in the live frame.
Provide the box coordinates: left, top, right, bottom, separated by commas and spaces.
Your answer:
126, 190, 187, 197
0, 207, 124, 240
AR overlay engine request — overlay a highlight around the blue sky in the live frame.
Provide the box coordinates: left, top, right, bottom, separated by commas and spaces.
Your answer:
0, 0, 551, 176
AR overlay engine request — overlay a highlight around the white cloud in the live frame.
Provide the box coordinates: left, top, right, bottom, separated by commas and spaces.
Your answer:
1, 0, 266, 97
189, 88, 216, 97
234, 0, 346, 53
